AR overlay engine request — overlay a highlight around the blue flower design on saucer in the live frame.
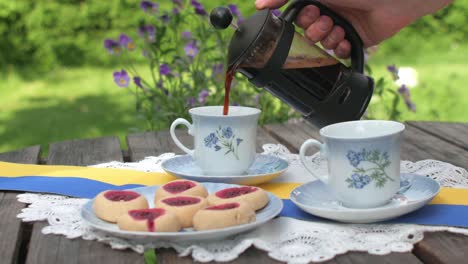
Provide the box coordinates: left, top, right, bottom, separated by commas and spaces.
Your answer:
204, 126, 243, 160
345, 149, 393, 189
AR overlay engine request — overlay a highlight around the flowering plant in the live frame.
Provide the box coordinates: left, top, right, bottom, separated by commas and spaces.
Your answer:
104, 1, 293, 130
365, 63, 417, 120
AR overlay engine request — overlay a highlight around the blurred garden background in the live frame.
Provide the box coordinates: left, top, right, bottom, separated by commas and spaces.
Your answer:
1, 0, 467, 155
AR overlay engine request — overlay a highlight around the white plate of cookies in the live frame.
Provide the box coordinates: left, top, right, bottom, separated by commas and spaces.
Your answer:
80, 180, 283, 242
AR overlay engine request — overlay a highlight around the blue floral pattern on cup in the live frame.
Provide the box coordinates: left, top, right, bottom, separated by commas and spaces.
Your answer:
345, 149, 393, 189
204, 126, 243, 160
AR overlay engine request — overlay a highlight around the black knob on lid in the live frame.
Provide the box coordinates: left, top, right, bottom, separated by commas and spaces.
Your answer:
210, 7, 233, 29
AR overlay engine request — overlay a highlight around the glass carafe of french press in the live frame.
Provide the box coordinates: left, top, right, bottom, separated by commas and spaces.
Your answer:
210, 0, 374, 127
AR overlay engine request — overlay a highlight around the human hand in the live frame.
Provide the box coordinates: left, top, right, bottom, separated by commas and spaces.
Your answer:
255, 0, 453, 58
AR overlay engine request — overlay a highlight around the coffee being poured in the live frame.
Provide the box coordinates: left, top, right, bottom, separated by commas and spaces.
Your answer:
212, 0, 374, 126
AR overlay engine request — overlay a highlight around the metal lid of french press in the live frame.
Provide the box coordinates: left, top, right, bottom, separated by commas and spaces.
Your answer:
210, 7, 271, 68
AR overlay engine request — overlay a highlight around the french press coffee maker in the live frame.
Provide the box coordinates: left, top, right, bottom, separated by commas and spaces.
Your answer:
210, 0, 374, 127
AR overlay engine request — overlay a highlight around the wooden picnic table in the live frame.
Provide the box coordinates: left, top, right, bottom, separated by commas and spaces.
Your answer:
0, 121, 467, 264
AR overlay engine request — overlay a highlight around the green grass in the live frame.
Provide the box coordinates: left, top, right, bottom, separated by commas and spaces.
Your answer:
366, 35, 468, 122
1, 39, 467, 155
0, 67, 145, 154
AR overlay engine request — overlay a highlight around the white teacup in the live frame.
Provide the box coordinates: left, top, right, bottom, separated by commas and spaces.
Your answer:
300, 120, 405, 208
170, 106, 261, 176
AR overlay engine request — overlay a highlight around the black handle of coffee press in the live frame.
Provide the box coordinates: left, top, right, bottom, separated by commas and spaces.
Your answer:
281, 0, 364, 73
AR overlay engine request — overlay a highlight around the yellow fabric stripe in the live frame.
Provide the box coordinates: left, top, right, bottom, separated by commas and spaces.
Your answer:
0, 161, 177, 185
1, 161, 467, 205
430, 188, 468, 206
258, 182, 302, 199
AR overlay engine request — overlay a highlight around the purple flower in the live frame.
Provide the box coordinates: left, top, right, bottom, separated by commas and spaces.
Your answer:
181, 31, 192, 40
212, 63, 224, 81
133, 76, 143, 88
103, 39, 121, 54
138, 25, 156, 42
191, 0, 207, 16
254, 94, 261, 106
113, 70, 130, 88
159, 63, 171, 76
387, 64, 399, 81
184, 41, 199, 58
398, 85, 417, 112
140, 1, 158, 13
172, 7, 180, 15
172, 0, 183, 8
160, 12, 170, 23
228, 4, 244, 23
271, 9, 282, 16
157, 79, 163, 88
387, 64, 397, 74
119, 34, 135, 51
198, 89, 209, 104
236, 138, 243, 146
187, 97, 197, 107
212, 63, 223, 75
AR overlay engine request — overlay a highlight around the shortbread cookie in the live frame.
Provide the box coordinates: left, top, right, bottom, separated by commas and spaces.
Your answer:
155, 180, 208, 201
155, 195, 208, 228
93, 190, 149, 223
117, 208, 181, 232
193, 202, 256, 231
207, 186, 269, 210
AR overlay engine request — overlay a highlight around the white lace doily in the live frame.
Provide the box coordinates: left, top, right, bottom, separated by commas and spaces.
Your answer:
17, 144, 468, 263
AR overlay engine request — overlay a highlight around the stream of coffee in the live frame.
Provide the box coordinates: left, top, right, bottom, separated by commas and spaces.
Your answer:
223, 66, 236, 115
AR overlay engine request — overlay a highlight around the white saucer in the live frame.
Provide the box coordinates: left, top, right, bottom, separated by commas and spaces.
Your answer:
161, 154, 289, 185
290, 173, 440, 223
81, 182, 283, 242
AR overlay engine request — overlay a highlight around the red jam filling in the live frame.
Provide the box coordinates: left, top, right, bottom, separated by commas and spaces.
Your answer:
104, 190, 140, 201
128, 208, 165, 232
162, 196, 201, 206
216, 186, 257, 198
163, 180, 196, 194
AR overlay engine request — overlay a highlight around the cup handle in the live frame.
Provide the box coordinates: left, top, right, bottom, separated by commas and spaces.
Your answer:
170, 118, 195, 156
299, 139, 329, 184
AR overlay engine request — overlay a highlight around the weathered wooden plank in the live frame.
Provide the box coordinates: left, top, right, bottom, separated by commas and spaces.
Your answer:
0, 193, 32, 264
25, 137, 143, 264
413, 232, 468, 264
402, 125, 468, 169
264, 122, 321, 153
48, 137, 123, 165
127, 130, 193, 161
0, 146, 41, 264
0, 146, 41, 164
408, 121, 468, 151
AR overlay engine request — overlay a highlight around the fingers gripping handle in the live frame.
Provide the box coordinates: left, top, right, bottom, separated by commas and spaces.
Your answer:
280, 0, 365, 73
299, 139, 329, 184
170, 118, 195, 156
